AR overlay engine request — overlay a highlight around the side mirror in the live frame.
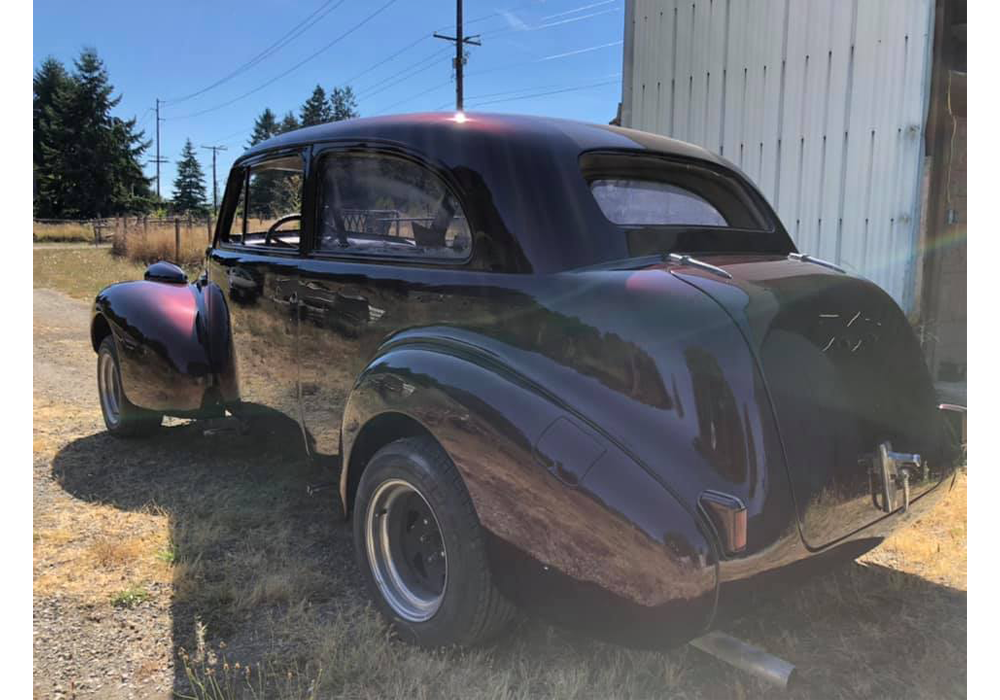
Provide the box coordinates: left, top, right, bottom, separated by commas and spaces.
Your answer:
144, 260, 187, 284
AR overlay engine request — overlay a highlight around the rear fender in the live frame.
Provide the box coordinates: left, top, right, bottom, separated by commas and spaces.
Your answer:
342, 341, 719, 641
91, 277, 237, 413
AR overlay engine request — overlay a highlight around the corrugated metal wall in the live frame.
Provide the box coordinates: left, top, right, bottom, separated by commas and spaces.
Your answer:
621, 0, 935, 310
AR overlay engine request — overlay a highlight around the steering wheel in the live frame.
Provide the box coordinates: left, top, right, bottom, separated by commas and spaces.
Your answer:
265, 214, 301, 248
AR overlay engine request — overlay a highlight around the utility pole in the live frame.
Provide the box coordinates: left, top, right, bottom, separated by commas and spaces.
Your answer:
151, 98, 168, 201
201, 145, 228, 214
434, 0, 481, 111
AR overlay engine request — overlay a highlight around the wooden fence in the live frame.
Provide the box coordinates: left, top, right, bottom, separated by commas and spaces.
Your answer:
34, 215, 215, 264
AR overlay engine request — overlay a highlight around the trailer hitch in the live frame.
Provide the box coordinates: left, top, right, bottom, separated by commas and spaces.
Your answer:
866, 441, 923, 513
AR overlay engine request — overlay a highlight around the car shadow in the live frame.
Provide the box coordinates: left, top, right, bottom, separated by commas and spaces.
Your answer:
51, 419, 966, 699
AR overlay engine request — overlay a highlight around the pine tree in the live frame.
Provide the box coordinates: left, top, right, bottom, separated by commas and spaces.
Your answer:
33, 57, 71, 214
172, 139, 208, 214
278, 111, 300, 134
35, 48, 151, 218
329, 86, 359, 122
248, 108, 278, 147
300, 85, 332, 126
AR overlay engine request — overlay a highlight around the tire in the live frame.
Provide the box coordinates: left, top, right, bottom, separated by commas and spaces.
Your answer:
96, 335, 162, 437
353, 436, 515, 647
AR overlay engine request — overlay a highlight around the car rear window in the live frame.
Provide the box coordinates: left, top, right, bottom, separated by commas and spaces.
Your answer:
590, 179, 728, 227
579, 151, 792, 258
581, 153, 770, 231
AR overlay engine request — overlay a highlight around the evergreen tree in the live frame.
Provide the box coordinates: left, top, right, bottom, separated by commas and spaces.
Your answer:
35, 48, 151, 218
278, 111, 300, 134
329, 86, 359, 122
33, 57, 71, 213
248, 108, 278, 147
172, 139, 207, 214
300, 85, 332, 126
247, 108, 280, 219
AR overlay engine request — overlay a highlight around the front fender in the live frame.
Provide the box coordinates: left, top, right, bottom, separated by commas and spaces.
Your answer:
92, 278, 236, 413
342, 341, 719, 645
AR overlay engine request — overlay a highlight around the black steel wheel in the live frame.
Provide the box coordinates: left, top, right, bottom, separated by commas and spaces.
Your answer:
353, 436, 515, 647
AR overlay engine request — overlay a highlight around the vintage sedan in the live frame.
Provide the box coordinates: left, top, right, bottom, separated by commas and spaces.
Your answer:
90, 113, 961, 649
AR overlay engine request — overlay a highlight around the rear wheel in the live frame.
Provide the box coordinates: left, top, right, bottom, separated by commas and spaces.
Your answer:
353, 436, 515, 647
97, 336, 162, 437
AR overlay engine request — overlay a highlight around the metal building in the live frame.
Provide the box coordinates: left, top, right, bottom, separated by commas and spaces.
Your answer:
617, 0, 966, 397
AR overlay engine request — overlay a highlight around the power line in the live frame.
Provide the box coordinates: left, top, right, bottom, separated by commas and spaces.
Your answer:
369, 36, 622, 114
357, 49, 452, 100
342, 33, 433, 86
374, 78, 454, 115
165, 0, 401, 121
434, 81, 567, 110
162, 0, 346, 105
467, 76, 620, 109
540, 0, 616, 22
382, 39, 623, 114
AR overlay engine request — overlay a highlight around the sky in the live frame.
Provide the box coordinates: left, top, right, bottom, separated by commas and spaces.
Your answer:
33, 0, 625, 202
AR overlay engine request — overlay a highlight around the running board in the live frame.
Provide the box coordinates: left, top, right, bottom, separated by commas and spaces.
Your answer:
688, 631, 797, 689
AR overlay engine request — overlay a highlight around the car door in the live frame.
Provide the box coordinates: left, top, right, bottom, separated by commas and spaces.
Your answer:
207, 150, 308, 446
296, 146, 474, 462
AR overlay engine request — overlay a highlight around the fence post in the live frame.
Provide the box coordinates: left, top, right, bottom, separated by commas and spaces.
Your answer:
143, 215, 148, 241
207, 215, 213, 245
174, 217, 181, 262
92, 217, 98, 246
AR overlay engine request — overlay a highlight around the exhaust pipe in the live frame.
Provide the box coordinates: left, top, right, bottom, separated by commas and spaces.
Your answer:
689, 631, 797, 689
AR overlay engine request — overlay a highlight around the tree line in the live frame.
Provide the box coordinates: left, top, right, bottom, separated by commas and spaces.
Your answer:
33, 47, 360, 219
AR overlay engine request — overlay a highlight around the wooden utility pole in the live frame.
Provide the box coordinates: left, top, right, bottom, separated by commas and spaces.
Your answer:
434, 0, 481, 111
151, 99, 168, 200
201, 144, 228, 214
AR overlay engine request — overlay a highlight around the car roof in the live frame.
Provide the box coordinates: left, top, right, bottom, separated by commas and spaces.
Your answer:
234, 112, 760, 273
238, 111, 726, 167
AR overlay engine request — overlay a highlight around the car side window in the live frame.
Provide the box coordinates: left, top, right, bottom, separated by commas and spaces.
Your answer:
229, 154, 303, 249
316, 152, 471, 260
227, 170, 247, 243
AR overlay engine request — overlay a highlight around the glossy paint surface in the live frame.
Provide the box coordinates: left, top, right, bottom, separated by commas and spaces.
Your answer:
671, 255, 953, 548
92, 277, 234, 413
94, 113, 958, 647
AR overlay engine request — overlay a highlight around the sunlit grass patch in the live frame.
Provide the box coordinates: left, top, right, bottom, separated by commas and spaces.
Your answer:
33, 246, 200, 301
112, 584, 150, 609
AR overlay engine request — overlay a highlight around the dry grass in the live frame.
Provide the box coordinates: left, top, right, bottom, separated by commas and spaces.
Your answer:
117, 218, 211, 266
43, 410, 966, 699
33, 246, 201, 301
34, 220, 95, 243
33, 499, 172, 601
861, 468, 967, 588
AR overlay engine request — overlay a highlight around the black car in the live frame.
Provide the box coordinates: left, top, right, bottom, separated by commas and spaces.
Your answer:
91, 112, 961, 649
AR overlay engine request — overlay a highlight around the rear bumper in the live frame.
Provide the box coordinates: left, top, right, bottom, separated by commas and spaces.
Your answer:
714, 467, 958, 617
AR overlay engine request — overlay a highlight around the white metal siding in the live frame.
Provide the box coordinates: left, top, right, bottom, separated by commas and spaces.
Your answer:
622, 0, 934, 310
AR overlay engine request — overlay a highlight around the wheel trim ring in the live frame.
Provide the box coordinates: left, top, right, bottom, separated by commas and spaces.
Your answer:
365, 478, 448, 623
98, 350, 121, 427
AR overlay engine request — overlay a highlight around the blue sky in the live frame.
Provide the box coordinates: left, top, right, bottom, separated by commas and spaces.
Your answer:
33, 0, 625, 200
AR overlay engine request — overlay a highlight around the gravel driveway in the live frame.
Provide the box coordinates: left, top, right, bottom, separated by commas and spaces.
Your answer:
34, 288, 176, 698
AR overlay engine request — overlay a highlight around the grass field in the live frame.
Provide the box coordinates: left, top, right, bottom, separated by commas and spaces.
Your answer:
115, 219, 211, 266
33, 246, 967, 699
33, 220, 96, 243
33, 246, 201, 301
